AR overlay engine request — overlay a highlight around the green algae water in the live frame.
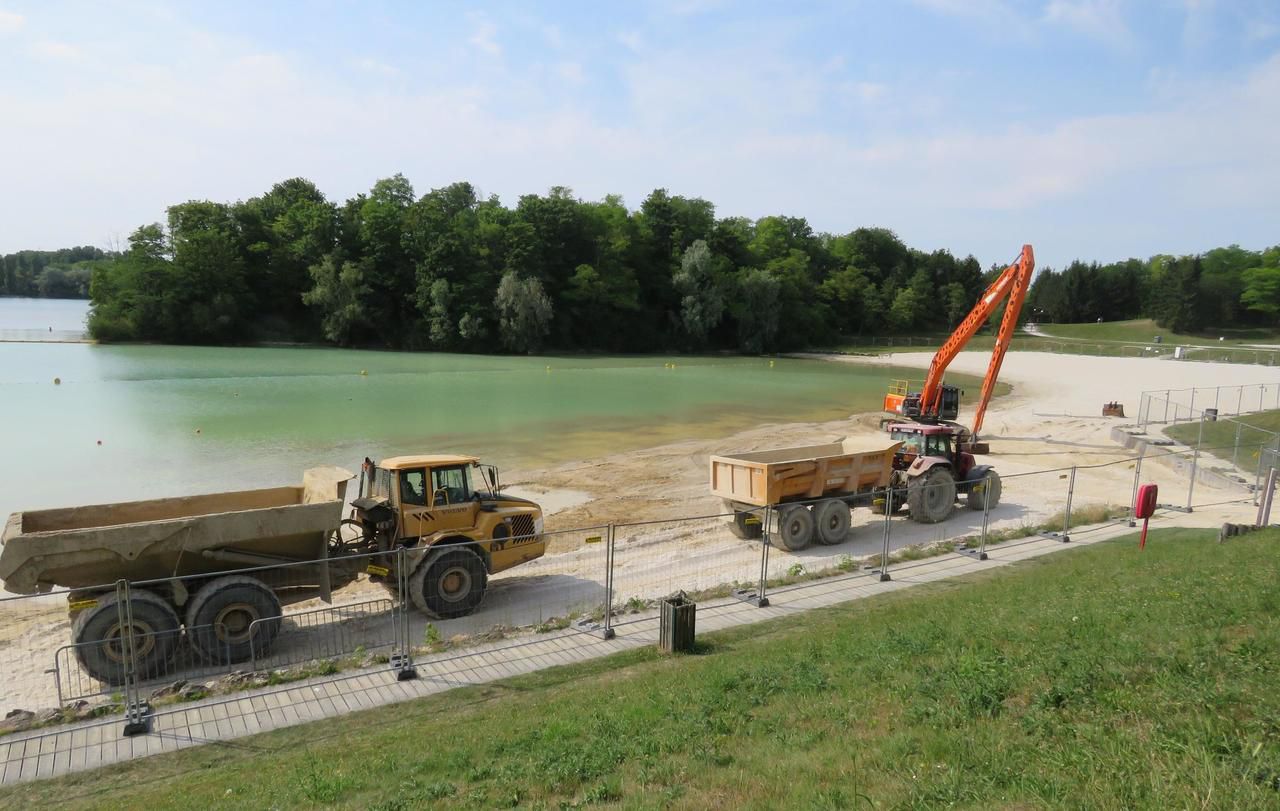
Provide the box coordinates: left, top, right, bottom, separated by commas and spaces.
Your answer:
0, 300, 977, 516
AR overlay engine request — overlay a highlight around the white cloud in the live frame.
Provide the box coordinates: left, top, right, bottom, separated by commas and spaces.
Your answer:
851, 81, 887, 103
468, 15, 501, 57
0, 9, 23, 34
353, 57, 398, 76
29, 39, 83, 61
557, 62, 585, 84
617, 30, 644, 53
1043, 0, 1132, 49
1245, 19, 1279, 42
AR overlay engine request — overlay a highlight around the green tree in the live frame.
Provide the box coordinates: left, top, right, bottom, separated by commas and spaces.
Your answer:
672, 240, 725, 348
302, 253, 371, 345
734, 268, 780, 353
495, 271, 553, 353
1241, 248, 1280, 317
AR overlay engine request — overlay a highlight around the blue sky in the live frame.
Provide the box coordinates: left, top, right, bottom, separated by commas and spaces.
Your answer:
1, 1, 1277, 270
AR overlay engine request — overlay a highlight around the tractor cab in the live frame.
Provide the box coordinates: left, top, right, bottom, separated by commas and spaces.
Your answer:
887, 423, 975, 480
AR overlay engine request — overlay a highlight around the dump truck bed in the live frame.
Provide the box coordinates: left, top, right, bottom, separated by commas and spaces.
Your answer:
0, 467, 352, 595
709, 438, 902, 508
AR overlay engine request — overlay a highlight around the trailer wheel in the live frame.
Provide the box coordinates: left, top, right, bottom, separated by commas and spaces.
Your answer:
728, 510, 764, 540
966, 471, 1002, 511
774, 505, 814, 551
410, 547, 488, 619
907, 467, 956, 524
186, 576, 282, 665
72, 590, 180, 686
814, 499, 851, 545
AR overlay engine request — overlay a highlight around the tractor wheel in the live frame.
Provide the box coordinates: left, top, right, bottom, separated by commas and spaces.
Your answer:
728, 510, 764, 540
907, 467, 956, 524
774, 505, 814, 551
72, 590, 180, 685
966, 471, 1003, 511
814, 499, 851, 545
186, 576, 283, 665
410, 547, 488, 619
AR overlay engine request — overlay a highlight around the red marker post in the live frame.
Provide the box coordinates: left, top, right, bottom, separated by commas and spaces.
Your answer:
1134, 483, 1158, 550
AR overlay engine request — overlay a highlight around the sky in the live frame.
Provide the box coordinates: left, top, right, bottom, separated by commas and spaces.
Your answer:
0, 0, 1277, 270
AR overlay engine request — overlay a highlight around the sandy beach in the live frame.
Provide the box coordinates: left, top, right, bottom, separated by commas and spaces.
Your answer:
3, 350, 1276, 714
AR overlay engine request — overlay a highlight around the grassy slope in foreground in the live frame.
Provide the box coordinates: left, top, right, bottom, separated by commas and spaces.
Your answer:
1036, 318, 1280, 346
1166, 408, 1280, 466
4, 529, 1279, 810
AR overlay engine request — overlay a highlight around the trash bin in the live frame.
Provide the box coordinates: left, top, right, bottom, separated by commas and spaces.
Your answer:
1204, 408, 1218, 422
658, 591, 696, 653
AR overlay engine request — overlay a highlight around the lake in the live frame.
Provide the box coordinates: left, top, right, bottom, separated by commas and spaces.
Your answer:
0, 299, 956, 517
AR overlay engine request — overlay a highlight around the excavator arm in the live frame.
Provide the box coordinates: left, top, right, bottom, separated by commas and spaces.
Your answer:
889, 244, 1035, 438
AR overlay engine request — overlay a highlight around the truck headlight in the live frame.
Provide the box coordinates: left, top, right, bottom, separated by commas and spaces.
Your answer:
534, 515, 544, 535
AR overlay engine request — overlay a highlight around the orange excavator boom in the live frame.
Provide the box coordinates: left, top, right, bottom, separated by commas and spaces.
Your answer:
915, 244, 1035, 437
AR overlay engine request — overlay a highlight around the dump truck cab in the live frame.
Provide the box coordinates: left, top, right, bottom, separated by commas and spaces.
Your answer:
352, 455, 546, 619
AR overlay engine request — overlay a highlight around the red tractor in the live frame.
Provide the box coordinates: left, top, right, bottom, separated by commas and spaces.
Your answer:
879, 422, 1002, 523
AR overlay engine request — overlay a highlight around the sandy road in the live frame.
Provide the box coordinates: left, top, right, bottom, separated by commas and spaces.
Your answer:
2, 351, 1275, 713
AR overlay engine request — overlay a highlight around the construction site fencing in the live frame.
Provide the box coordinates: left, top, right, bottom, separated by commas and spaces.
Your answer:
0, 439, 1269, 765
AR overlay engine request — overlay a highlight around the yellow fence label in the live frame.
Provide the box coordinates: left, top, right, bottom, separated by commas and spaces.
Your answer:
365, 564, 390, 577
744, 516, 761, 525
584, 536, 602, 544
68, 598, 98, 612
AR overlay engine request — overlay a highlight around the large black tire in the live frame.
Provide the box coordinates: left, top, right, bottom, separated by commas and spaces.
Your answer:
966, 470, 1002, 511
72, 590, 180, 686
774, 505, 815, 551
186, 576, 283, 665
814, 499, 851, 545
907, 467, 956, 524
727, 510, 764, 540
410, 547, 488, 619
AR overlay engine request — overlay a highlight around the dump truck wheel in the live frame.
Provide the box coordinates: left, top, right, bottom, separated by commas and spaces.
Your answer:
966, 471, 1002, 511
72, 591, 180, 686
908, 467, 956, 524
728, 510, 764, 540
814, 499, 851, 545
774, 505, 814, 551
411, 548, 488, 619
186, 576, 282, 665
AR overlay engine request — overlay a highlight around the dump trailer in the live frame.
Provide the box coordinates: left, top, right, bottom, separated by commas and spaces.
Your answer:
1, 456, 545, 685
709, 438, 903, 551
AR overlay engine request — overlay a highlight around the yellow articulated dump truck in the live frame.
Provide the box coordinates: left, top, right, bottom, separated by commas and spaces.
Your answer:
0, 455, 543, 683
709, 438, 902, 551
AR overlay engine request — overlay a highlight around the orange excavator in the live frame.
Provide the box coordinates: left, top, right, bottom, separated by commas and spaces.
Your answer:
883, 244, 1035, 450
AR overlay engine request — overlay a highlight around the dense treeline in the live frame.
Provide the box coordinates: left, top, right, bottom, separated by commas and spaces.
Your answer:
1027, 245, 1280, 333
77, 175, 1279, 349
84, 176, 993, 350
1, 247, 112, 299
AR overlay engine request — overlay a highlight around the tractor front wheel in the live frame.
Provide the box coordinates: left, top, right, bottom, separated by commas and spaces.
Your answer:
907, 467, 956, 524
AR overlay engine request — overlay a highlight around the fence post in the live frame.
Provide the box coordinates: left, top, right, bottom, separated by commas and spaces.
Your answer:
1233, 421, 1243, 469
1237, 386, 1244, 416
391, 546, 417, 680
602, 524, 616, 638
117, 578, 151, 737
1189, 388, 1196, 418
876, 487, 894, 581
1163, 391, 1170, 423
976, 475, 992, 560
1261, 385, 1266, 413
1185, 413, 1203, 512
1129, 445, 1146, 527
1060, 466, 1076, 542
756, 505, 772, 607
1214, 386, 1221, 411
1256, 464, 1277, 526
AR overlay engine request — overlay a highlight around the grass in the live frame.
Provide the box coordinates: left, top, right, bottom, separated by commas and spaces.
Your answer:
5, 526, 1279, 810
1165, 408, 1280, 469
828, 319, 1280, 365
1036, 318, 1280, 346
